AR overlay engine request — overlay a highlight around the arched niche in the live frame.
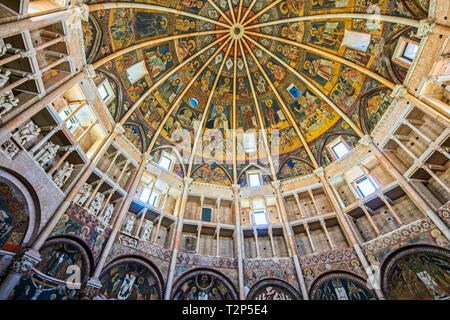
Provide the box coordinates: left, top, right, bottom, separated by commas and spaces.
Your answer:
309, 271, 377, 300
0, 168, 38, 252
246, 278, 302, 300
380, 245, 450, 300
171, 268, 238, 300
11, 237, 92, 300
97, 256, 163, 300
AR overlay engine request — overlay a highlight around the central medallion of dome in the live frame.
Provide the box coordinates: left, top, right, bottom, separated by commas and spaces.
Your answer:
230, 23, 244, 39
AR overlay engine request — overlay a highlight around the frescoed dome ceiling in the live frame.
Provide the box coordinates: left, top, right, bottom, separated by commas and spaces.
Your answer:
82, 0, 427, 185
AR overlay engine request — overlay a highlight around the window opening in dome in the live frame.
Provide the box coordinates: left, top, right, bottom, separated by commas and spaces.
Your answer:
189, 97, 199, 108
402, 42, 419, 62
201, 207, 212, 222
252, 199, 268, 226
98, 79, 114, 103
287, 84, 301, 99
126, 61, 148, 84
342, 30, 371, 52
244, 132, 257, 153
158, 152, 173, 171
248, 172, 262, 187
331, 141, 350, 159
355, 176, 379, 198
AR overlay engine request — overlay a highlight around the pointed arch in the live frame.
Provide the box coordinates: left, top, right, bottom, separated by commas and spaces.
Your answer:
191, 162, 233, 186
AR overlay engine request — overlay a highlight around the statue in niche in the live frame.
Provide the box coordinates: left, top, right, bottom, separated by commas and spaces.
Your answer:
141, 220, 153, 241
52, 161, 74, 188
13, 121, 40, 146
89, 192, 105, 216
101, 204, 114, 224
123, 215, 135, 234
0, 90, 19, 118
0, 68, 10, 88
36, 142, 59, 167
74, 183, 92, 206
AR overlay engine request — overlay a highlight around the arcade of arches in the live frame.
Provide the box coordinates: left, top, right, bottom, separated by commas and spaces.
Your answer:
0, 0, 449, 301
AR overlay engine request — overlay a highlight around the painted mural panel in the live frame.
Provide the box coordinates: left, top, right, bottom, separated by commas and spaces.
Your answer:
310, 272, 376, 300
172, 270, 237, 300
382, 246, 450, 300
0, 176, 30, 253
247, 279, 302, 300
11, 238, 90, 300
97, 258, 162, 300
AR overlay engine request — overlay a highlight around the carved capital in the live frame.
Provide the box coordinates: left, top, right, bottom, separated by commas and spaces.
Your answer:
82, 64, 96, 78
19, 48, 36, 59
358, 135, 373, 147
231, 184, 240, 194
10, 249, 41, 277
183, 177, 193, 187
76, 3, 90, 22
271, 180, 281, 190
417, 18, 435, 38
27, 71, 42, 80
143, 152, 153, 164
390, 84, 407, 100
79, 278, 102, 300
114, 123, 125, 135
313, 167, 325, 177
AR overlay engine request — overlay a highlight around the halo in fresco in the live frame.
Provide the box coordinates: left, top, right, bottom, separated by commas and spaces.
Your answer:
98, 257, 163, 300
381, 245, 450, 300
246, 279, 302, 300
309, 271, 376, 300
172, 269, 238, 300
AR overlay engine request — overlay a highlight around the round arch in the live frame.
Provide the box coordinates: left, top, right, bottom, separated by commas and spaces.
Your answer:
309, 270, 377, 300
380, 244, 450, 300
0, 167, 40, 250
171, 268, 238, 300
246, 278, 302, 300
98, 255, 164, 300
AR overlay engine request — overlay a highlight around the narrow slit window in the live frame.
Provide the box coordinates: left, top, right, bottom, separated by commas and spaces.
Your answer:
148, 191, 159, 207
139, 188, 151, 203
201, 207, 212, 222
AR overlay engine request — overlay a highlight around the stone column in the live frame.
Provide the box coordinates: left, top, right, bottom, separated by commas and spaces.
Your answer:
30, 124, 62, 154
232, 184, 245, 300
271, 180, 309, 300
164, 177, 192, 300
81, 153, 147, 298
314, 168, 386, 300
320, 218, 335, 249
253, 227, 260, 258
0, 249, 41, 299
304, 223, 316, 253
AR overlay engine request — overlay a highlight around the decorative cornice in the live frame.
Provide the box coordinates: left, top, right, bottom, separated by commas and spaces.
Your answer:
313, 167, 325, 177
416, 18, 435, 37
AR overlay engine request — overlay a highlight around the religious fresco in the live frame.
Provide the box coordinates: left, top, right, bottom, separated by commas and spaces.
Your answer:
172, 269, 238, 300
51, 203, 111, 260
309, 272, 376, 300
381, 246, 450, 300
247, 279, 302, 300
0, 176, 30, 253
81, 0, 428, 184
123, 123, 145, 152
278, 158, 314, 180
97, 258, 162, 300
359, 87, 393, 133
244, 258, 300, 294
191, 163, 232, 186
11, 238, 90, 300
